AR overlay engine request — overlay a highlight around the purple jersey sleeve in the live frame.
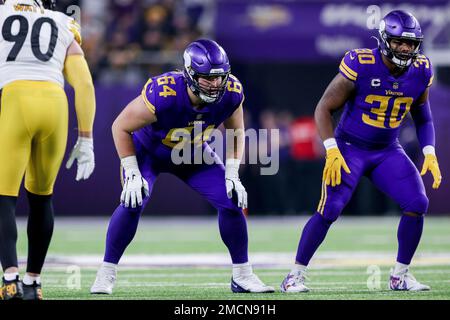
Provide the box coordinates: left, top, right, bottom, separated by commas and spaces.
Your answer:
338, 50, 360, 82
141, 78, 156, 114
226, 74, 245, 113
413, 54, 434, 88
141, 72, 182, 118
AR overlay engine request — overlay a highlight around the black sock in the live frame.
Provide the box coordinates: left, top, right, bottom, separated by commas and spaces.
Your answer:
26, 191, 54, 274
0, 196, 18, 271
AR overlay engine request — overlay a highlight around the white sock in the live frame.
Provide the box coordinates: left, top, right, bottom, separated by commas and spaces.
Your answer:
4, 272, 19, 281
232, 262, 252, 279
23, 274, 41, 285
102, 262, 117, 271
291, 264, 307, 274
393, 262, 409, 276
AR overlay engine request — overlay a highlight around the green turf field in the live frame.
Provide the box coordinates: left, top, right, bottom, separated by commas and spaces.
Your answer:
14, 216, 450, 300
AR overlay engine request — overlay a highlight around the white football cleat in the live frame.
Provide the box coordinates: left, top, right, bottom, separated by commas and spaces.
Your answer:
389, 271, 430, 291
90, 263, 117, 295
280, 271, 309, 293
231, 273, 275, 293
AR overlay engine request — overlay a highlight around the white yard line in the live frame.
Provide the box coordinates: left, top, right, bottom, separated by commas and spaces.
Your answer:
15, 215, 450, 228
43, 270, 450, 278
42, 282, 450, 289
26, 251, 450, 269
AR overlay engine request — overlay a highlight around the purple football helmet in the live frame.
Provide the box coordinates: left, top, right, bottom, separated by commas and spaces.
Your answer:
183, 39, 231, 104
378, 10, 423, 68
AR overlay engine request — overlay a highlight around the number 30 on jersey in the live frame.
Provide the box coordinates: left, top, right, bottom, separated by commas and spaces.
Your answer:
362, 95, 413, 129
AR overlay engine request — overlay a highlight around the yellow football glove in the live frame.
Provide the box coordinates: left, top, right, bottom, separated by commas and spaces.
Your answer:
323, 147, 351, 187
420, 154, 442, 189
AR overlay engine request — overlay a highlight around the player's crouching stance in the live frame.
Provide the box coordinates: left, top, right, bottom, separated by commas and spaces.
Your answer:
281, 10, 441, 293
90, 39, 274, 295
0, 0, 96, 300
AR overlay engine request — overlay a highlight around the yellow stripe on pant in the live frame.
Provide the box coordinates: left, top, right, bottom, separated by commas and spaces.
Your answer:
319, 182, 327, 215
0, 81, 68, 196
317, 181, 327, 215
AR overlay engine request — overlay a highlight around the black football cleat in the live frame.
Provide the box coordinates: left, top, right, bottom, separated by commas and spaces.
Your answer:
1, 276, 24, 300
23, 281, 43, 300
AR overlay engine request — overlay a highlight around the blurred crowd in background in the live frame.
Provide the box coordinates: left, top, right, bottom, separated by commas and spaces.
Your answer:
56, 0, 211, 84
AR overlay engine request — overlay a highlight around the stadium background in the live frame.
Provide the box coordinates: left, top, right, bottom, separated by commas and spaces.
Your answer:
15, 0, 450, 217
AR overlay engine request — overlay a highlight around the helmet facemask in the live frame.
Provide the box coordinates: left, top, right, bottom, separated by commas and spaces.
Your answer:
380, 36, 422, 68
187, 69, 230, 104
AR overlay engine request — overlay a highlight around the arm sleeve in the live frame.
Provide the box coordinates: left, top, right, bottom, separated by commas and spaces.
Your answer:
410, 99, 435, 148
64, 54, 96, 133
416, 55, 434, 88
141, 74, 179, 119
140, 78, 156, 114
228, 74, 245, 111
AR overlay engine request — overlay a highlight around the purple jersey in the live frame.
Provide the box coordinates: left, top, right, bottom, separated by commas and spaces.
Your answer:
134, 71, 244, 158
336, 48, 433, 148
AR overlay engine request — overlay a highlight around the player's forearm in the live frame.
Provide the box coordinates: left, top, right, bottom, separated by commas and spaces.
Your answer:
416, 121, 435, 151
314, 74, 354, 142
112, 122, 136, 159
224, 105, 245, 161
314, 106, 336, 141
411, 100, 435, 151
226, 129, 245, 161
64, 54, 96, 135
112, 96, 157, 159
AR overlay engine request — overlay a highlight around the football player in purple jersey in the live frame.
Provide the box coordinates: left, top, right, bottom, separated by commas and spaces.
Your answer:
281, 10, 442, 293
90, 39, 274, 294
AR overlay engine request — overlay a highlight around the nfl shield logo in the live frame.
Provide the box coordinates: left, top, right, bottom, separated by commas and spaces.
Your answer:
393, 82, 399, 89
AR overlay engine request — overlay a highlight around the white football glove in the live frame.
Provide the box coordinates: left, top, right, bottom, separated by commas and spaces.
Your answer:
120, 156, 150, 208
66, 137, 95, 181
225, 159, 248, 209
